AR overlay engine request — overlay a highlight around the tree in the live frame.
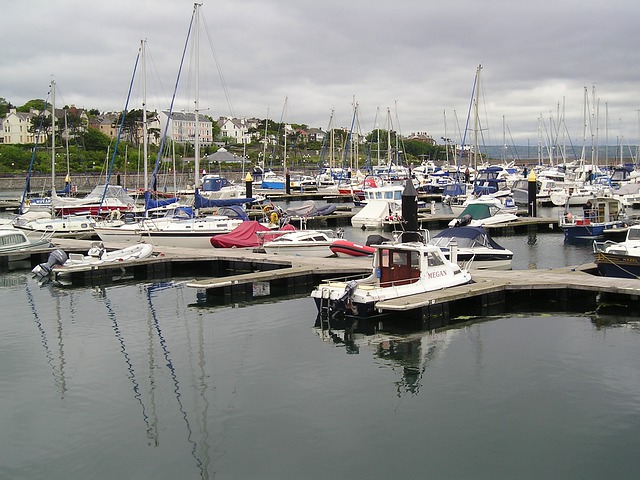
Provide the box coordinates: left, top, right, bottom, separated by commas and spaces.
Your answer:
81, 127, 111, 151
28, 114, 52, 145
0, 97, 13, 117
18, 99, 47, 113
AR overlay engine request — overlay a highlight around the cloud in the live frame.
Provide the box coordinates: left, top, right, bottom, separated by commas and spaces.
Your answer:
3, 0, 639, 148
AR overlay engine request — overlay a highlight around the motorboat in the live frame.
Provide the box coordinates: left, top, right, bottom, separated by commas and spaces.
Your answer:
310, 231, 472, 319
449, 193, 517, 218
448, 196, 518, 228
593, 224, 640, 278
262, 229, 343, 257
429, 226, 513, 270
198, 174, 245, 200
351, 199, 398, 230
559, 196, 627, 243
32, 242, 154, 278
0, 228, 54, 262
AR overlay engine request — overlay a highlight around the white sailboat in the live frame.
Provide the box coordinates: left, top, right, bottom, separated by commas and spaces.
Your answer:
15, 80, 100, 239
95, 6, 255, 248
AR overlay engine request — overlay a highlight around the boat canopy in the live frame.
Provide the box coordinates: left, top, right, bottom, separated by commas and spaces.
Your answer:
431, 226, 506, 250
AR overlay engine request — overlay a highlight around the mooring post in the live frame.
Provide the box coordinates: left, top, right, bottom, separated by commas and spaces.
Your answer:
245, 172, 253, 198
527, 169, 537, 217
401, 179, 419, 242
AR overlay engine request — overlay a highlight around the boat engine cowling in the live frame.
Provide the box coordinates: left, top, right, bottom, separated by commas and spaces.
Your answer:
32, 249, 68, 277
455, 214, 472, 227
330, 280, 359, 320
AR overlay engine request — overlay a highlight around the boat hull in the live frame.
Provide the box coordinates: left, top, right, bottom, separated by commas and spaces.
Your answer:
561, 221, 624, 242
595, 251, 640, 279
330, 240, 374, 257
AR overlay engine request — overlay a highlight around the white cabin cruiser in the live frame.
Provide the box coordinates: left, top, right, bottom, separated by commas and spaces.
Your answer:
310, 231, 472, 319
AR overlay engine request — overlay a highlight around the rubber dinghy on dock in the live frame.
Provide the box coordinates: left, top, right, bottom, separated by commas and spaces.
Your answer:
311, 231, 472, 319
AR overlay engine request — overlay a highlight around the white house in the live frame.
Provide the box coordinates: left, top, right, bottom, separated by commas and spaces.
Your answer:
1, 108, 38, 144
217, 116, 251, 145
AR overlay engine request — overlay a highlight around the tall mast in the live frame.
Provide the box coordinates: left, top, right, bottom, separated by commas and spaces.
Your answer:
141, 39, 149, 191
193, 2, 201, 189
473, 64, 481, 171
261, 106, 269, 168
51, 79, 56, 189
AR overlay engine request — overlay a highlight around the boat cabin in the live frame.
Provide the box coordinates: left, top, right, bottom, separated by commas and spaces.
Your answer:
375, 244, 446, 287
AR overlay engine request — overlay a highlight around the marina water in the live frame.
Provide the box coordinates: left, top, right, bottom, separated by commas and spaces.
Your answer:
2, 201, 640, 478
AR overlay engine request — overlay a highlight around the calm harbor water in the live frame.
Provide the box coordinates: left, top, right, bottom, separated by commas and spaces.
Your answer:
2, 274, 640, 479
2, 196, 640, 478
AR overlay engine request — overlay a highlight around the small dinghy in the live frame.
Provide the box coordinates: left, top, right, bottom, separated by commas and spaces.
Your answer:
32, 242, 154, 277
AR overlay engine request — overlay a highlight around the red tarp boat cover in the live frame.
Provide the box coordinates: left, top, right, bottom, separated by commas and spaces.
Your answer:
210, 221, 295, 248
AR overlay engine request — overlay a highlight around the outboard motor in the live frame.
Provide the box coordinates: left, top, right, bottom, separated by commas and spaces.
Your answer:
331, 280, 359, 320
455, 214, 472, 227
32, 249, 68, 277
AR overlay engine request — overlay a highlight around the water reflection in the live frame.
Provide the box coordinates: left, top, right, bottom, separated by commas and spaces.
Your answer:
314, 314, 459, 396
26, 280, 67, 397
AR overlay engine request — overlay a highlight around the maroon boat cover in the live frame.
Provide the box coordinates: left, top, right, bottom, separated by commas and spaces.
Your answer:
210, 221, 295, 248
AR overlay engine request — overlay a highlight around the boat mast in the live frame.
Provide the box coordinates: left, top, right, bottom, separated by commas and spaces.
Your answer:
193, 2, 201, 189
51, 79, 56, 191
473, 64, 481, 171
283, 96, 288, 174
141, 39, 149, 191
261, 107, 269, 169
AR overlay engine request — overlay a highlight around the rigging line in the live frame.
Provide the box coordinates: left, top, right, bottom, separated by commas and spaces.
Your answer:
99, 287, 158, 445
19, 90, 51, 214
99, 46, 141, 215
150, 5, 197, 193
145, 283, 204, 477
25, 281, 65, 395
202, 16, 234, 117
457, 70, 478, 173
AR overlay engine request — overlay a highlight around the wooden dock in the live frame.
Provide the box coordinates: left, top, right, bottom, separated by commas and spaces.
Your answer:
6, 235, 640, 326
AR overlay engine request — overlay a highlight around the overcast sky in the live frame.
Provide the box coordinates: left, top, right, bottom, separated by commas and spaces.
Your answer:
4, 0, 640, 147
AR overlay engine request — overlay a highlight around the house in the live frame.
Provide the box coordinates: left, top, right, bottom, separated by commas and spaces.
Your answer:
217, 116, 250, 145
407, 132, 436, 145
159, 111, 213, 146
1, 108, 38, 144
306, 127, 325, 143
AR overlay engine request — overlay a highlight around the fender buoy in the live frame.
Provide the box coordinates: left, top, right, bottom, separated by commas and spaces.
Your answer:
270, 211, 279, 224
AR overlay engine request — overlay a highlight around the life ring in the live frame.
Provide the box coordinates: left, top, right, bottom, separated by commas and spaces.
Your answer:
270, 211, 279, 224
262, 204, 274, 214
109, 209, 122, 221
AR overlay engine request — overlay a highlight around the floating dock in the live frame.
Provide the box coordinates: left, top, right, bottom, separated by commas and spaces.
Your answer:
6, 235, 639, 327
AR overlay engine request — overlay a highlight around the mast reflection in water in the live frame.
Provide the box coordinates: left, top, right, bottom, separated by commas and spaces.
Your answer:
3, 273, 640, 479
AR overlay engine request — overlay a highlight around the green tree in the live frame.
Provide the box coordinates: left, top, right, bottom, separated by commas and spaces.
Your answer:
0, 97, 13, 117
18, 99, 47, 113
81, 127, 111, 151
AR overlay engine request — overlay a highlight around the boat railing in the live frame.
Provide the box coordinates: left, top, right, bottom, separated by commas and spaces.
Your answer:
318, 272, 372, 285
593, 239, 624, 254
390, 229, 431, 244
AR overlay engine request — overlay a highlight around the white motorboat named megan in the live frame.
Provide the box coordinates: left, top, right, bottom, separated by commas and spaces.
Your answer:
310, 231, 472, 319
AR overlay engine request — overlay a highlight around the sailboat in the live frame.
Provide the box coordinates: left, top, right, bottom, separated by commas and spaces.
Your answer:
14, 80, 101, 239
94, 6, 256, 248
